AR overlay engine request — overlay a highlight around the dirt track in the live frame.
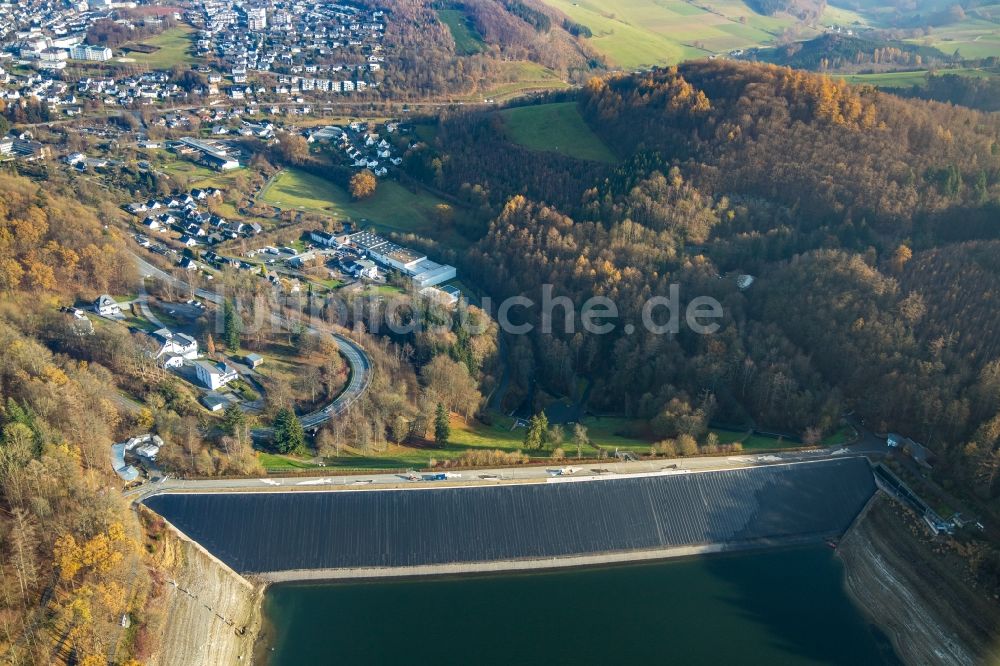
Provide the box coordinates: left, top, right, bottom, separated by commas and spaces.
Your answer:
145, 527, 263, 666
839, 494, 1000, 666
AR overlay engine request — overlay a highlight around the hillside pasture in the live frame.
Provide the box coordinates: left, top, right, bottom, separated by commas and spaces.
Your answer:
438, 9, 487, 55
539, 0, 804, 67
497, 102, 616, 163
838, 67, 1000, 88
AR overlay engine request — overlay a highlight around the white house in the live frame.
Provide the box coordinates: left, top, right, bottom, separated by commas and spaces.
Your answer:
162, 355, 185, 369
93, 294, 121, 317
195, 360, 239, 390
152, 328, 199, 360
288, 251, 319, 268
345, 259, 380, 280
310, 230, 341, 247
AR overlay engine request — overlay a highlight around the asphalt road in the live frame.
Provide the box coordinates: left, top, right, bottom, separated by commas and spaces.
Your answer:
130, 251, 373, 436
127, 440, 877, 501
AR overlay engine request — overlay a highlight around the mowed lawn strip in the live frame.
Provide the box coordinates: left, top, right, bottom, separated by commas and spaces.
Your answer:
498, 102, 616, 163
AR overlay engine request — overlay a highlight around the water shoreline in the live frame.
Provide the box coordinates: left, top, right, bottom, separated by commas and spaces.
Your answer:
248, 494, 995, 666
837, 494, 1000, 665
141, 465, 993, 666
247, 538, 837, 664
251, 533, 837, 583
251, 543, 895, 666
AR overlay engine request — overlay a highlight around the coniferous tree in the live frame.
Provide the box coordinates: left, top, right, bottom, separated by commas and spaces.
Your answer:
273, 408, 305, 454
434, 402, 450, 446
223, 299, 241, 351
524, 412, 549, 450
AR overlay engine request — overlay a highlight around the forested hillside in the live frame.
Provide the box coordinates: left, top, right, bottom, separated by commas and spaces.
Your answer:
895, 72, 1000, 112
405, 61, 1000, 556
758, 33, 950, 70
359, 0, 594, 97
745, 0, 825, 20
0, 173, 155, 664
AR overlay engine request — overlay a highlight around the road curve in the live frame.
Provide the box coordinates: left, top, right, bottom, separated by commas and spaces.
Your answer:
131, 252, 373, 436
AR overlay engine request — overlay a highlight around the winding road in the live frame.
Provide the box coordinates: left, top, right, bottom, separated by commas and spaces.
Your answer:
131, 252, 372, 436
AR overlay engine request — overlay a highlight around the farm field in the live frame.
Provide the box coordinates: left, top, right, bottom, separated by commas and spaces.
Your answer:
498, 102, 616, 163
905, 13, 1000, 60
539, 0, 803, 68
119, 25, 197, 69
838, 67, 1000, 88
437, 9, 486, 55
260, 168, 452, 237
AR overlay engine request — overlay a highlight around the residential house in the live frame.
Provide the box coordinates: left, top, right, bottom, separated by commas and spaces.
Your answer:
93, 294, 121, 317
152, 328, 199, 360
345, 258, 379, 280
310, 230, 341, 247
195, 359, 239, 390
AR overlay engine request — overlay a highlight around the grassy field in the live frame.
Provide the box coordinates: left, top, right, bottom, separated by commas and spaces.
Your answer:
905, 12, 1000, 61
437, 9, 486, 55
260, 168, 454, 237
259, 416, 855, 472
711, 425, 855, 451
838, 67, 1000, 88
158, 156, 246, 190
258, 452, 324, 471
120, 25, 197, 69
461, 61, 571, 102
539, 0, 802, 68
316, 413, 655, 470
498, 102, 616, 163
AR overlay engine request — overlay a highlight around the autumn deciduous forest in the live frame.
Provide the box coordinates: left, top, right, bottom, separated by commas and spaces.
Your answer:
4, 49, 1000, 660
406, 60, 1000, 586
0, 174, 151, 664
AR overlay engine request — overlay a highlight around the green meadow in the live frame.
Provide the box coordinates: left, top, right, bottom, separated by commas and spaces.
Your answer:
498, 102, 616, 163
437, 9, 487, 55
260, 168, 452, 236
120, 25, 197, 69
838, 67, 1000, 88
539, 0, 803, 68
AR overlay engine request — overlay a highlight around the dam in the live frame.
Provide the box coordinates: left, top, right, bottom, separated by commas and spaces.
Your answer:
143, 457, 877, 578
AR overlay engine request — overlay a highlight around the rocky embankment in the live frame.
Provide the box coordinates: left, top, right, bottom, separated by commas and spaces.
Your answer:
839, 495, 1000, 666
144, 524, 263, 666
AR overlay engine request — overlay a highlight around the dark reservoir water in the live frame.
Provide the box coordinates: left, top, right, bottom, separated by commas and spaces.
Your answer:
258, 547, 898, 666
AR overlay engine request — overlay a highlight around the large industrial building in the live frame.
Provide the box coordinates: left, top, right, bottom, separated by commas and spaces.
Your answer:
346, 230, 456, 287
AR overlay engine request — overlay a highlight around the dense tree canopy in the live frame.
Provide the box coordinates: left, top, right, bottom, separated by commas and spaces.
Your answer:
406, 60, 1000, 515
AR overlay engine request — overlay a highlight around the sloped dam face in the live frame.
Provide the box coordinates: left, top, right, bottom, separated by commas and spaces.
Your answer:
142, 457, 876, 577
